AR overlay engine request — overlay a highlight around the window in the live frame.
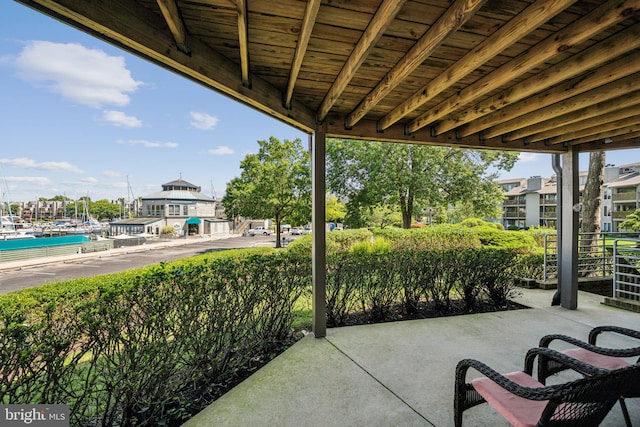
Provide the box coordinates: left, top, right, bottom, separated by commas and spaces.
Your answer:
168, 204, 181, 216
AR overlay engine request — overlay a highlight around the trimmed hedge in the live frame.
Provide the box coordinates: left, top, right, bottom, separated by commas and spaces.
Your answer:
326, 248, 526, 326
0, 251, 309, 426
0, 229, 541, 425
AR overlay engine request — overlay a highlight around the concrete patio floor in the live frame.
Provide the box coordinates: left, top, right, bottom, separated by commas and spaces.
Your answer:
184, 289, 639, 426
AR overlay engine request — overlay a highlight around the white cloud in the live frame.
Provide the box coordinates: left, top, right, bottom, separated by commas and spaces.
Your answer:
518, 152, 541, 163
190, 112, 219, 130
116, 139, 178, 148
102, 170, 122, 178
102, 110, 142, 128
14, 41, 142, 108
208, 146, 235, 155
0, 157, 84, 173
4, 176, 52, 186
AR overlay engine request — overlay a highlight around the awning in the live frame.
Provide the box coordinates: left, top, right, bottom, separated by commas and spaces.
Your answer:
185, 217, 201, 225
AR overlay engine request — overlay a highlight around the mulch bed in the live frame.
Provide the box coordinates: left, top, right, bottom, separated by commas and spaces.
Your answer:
331, 299, 530, 327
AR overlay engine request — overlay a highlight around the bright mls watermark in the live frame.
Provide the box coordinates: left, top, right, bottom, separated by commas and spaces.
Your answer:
1, 405, 69, 426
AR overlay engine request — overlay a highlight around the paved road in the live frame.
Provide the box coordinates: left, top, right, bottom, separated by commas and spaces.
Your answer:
0, 234, 286, 294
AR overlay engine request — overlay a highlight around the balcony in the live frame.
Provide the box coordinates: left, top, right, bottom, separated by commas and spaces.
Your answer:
613, 211, 633, 220
613, 192, 637, 202
185, 289, 638, 427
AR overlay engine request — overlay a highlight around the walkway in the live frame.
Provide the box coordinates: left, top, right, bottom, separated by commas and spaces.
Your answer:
185, 289, 639, 426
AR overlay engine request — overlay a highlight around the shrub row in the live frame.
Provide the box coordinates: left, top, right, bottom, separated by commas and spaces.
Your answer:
0, 236, 541, 425
0, 251, 309, 426
326, 248, 530, 326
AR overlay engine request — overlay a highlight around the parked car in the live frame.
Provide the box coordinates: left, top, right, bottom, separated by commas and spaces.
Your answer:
291, 227, 302, 235
301, 227, 312, 235
248, 227, 273, 236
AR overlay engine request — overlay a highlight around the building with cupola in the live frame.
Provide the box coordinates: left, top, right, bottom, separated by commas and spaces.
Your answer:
110, 178, 230, 236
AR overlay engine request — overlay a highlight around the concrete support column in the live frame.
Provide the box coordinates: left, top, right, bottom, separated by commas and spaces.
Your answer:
311, 130, 327, 338
560, 149, 579, 309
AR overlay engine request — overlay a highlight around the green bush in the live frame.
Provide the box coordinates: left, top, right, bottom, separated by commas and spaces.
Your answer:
0, 251, 309, 426
471, 226, 538, 252
0, 235, 540, 425
371, 225, 481, 250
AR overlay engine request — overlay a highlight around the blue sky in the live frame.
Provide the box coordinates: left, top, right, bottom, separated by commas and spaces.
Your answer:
2, 2, 640, 203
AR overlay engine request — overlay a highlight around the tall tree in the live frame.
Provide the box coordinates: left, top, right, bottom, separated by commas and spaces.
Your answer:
222, 136, 311, 247
326, 139, 517, 228
580, 151, 605, 252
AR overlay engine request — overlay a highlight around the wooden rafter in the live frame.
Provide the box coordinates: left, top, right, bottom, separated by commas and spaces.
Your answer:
548, 112, 640, 145
344, 0, 486, 129
570, 123, 640, 146
441, 24, 640, 137
316, 0, 405, 122
156, 0, 190, 54
481, 50, 640, 140
378, 0, 575, 132
524, 95, 640, 143
491, 63, 640, 141
407, 0, 640, 134
284, 0, 321, 109
237, 0, 250, 87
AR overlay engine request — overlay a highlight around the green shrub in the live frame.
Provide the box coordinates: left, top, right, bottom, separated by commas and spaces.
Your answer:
471, 226, 538, 252
0, 239, 539, 424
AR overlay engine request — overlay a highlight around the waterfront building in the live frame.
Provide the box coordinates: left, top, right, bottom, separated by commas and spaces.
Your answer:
110, 178, 230, 236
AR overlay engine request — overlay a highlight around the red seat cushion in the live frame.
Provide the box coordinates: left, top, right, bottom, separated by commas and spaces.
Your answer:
472, 371, 547, 427
562, 348, 631, 371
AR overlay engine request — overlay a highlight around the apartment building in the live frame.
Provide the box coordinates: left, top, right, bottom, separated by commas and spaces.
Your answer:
499, 163, 640, 231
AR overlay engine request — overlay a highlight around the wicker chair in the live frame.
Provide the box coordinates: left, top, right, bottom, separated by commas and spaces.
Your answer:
538, 325, 640, 427
454, 347, 640, 427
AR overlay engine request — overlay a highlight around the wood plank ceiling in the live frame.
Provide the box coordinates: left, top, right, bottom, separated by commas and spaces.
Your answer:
17, 0, 640, 154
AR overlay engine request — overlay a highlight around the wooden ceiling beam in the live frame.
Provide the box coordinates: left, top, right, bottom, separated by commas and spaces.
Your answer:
344, 0, 486, 129
19, 0, 317, 132
156, 0, 191, 54
484, 51, 640, 140
547, 113, 640, 145
407, 0, 640, 134
569, 123, 640, 146
323, 115, 565, 153
378, 0, 575, 132
578, 136, 640, 152
315, 0, 406, 122
529, 102, 640, 143
284, 0, 321, 109
464, 45, 640, 140
236, 0, 250, 87
441, 24, 640, 137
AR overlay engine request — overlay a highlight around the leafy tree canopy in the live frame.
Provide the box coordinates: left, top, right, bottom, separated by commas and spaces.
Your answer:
222, 136, 311, 247
326, 139, 517, 228
620, 209, 640, 231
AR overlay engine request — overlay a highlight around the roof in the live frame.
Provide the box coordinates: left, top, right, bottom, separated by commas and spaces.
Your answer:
607, 171, 640, 187
162, 179, 198, 190
142, 189, 214, 202
17, 1, 640, 154
109, 217, 163, 225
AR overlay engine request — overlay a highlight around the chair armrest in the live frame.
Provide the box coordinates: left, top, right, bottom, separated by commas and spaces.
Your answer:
456, 354, 581, 402
539, 333, 640, 358
525, 346, 608, 384
589, 325, 640, 345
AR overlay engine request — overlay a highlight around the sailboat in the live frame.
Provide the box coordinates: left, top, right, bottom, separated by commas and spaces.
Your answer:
0, 167, 35, 240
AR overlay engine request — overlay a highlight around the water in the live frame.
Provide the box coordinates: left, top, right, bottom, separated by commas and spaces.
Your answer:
0, 235, 90, 251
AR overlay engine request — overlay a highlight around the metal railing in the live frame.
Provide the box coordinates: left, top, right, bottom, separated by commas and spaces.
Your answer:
542, 232, 640, 282
612, 238, 640, 302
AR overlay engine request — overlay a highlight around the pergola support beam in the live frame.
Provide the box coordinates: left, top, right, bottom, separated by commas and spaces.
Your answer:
559, 149, 579, 310
311, 129, 327, 338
